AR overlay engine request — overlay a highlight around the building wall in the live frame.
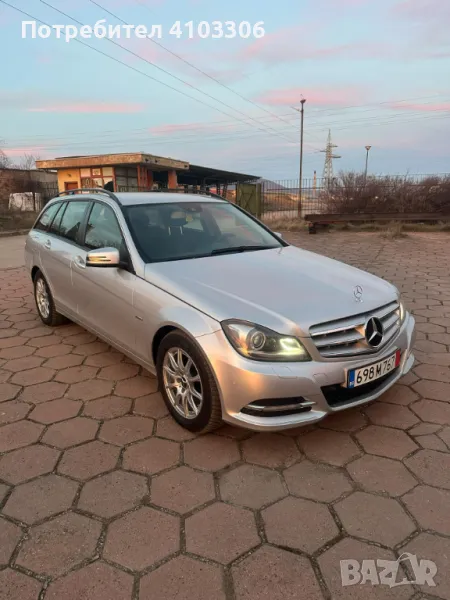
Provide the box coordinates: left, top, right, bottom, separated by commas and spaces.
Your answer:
57, 168, 81, 192
0, 169, 58, 210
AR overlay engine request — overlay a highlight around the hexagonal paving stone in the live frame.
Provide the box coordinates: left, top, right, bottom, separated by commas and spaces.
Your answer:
133, 393, 168, 419
366, 402, 419, 430
347, 455, 417, 496
401, 533, 450, 600
184, 435, 240, 472
72, 341, 110, 356
415, 433, 448, 451
16, 512, 102, 577
0, 444, 60, 485
156, 416, 196, 441
0, 400, 31, 424
103, 506, 179, 571
232, 545, 322, 600
356, 425, 418, 459
380, 384, 419, 406
54, 366, 98, 384
0, 420, 44, 453
140, 555, 226, 600
19, 381, 68, 404
320, 408, 367, 432
85, 351, 124, 367
0, 482, 9, 504
318, 537, 412, 600
45, 561, 134, 600
151, 466, 215, 514
219, 464, 286, 509
42, 417, 99, 449
241, 433, 300, 469
0, 382, 20, 402
58, 441, 120, 481
83, 396, 132, 420
413, 380, 450, 402
297, 430, 360, 466
3, 355, 44, 373
77, 470, 147, 518
67, 380, 114, 402
0, 518, 22, 563
0, 569, 42, 600
410, 422, 442, 436
44, 354, 84, 370
185, 502, 259, 564
123, 437, 179, 475
3, 474, 79, 525
406, 449, 450, 489
264, 496, 338, 554
29, 398, 82, 424
99, 415, 154, 446
284, 459, 353, 502
98, 363, 139, 381
335, 491, 415, 547
10, 367, 55, 387
35, 344, 73, 359
411, 399, 450, 425
407, 483, 450, 529
114, 375, 158, 398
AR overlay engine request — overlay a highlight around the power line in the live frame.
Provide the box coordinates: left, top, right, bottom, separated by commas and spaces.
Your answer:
89, 0, 295, 128
0, 0, 296, 146
38, 0, 296, 144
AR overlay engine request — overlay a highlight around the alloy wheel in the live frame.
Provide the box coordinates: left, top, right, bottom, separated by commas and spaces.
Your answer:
162, 347, 203, 419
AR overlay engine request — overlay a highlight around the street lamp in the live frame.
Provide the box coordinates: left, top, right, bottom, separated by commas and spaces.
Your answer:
364, 145, 372, 179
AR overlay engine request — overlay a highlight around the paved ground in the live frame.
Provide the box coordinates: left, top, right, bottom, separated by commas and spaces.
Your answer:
0, 235, 26, 269
0, 231, 450, 600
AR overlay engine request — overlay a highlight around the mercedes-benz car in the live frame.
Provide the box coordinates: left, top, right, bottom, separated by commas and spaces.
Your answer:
25, 189, 416, 432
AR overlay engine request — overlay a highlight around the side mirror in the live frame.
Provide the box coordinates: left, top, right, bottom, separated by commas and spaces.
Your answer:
86, 247, 120, 268
274, 231, 283, 239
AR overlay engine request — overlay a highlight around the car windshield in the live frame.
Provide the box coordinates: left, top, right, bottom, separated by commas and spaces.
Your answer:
123, 201, 283, 263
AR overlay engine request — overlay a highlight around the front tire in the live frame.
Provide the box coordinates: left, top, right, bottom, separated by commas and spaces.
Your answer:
33, 271, 67, 327
156, 330, 222, 433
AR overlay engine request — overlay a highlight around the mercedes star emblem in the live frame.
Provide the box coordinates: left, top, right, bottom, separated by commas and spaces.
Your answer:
365, 317, 384, 347
353, 285, 363, 302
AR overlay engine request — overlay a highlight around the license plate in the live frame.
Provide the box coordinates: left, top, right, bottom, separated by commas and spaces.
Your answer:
347, 350, 401, 388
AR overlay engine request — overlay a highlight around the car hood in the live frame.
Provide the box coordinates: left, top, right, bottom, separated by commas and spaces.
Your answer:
144, 246, 397, 336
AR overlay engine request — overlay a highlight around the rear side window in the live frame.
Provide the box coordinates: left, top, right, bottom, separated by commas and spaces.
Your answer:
84, 203, 124, 251
48, 203, 66, 235
59, 201, 89, 243
34, 203, 61, 232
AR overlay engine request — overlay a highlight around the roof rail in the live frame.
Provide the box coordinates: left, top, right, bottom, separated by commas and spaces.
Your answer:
120, 187, 227, 201
57, 188, 122, 205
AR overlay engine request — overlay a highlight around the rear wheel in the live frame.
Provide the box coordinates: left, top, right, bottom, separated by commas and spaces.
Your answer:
33, 271, 67, 327
157, 330, 222, 433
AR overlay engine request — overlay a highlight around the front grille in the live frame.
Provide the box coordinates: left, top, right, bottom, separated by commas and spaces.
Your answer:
322, 370, 398, 407
309, 301, 400, 359
241, 397, 314, 418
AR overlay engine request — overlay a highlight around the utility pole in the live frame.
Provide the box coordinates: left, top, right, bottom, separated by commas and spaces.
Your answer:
364, 145, 372, 179
292, 98, 306, 217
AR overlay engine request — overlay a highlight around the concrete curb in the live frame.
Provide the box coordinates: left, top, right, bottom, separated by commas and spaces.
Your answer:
0, 229, 29, 238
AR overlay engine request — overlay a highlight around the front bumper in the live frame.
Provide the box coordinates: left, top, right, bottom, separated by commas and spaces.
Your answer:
196, 313, 416, 431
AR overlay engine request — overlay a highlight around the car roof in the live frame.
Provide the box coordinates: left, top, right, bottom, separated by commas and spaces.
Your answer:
53, 191, 227, 207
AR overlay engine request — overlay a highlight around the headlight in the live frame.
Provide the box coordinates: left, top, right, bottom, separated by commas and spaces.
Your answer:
222, 320, 311, 362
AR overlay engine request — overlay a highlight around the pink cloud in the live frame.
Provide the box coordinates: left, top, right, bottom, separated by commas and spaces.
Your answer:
254, 86, 368, 108
27, 102, 145, 114
387, 102, 450, 112
4, 146, 49, 157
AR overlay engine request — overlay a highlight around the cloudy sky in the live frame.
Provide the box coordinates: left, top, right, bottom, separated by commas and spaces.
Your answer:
1, 0, 449, 179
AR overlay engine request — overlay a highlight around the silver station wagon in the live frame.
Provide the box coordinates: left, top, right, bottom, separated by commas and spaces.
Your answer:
25, 188, 416, 432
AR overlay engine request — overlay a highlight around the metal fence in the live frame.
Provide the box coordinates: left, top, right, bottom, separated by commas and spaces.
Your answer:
261, 174, 450, 221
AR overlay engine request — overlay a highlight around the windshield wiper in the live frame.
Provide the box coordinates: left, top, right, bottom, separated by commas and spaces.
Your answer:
211, 245, 276, 256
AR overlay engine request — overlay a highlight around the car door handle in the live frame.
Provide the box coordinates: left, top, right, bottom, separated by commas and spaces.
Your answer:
74, 255, 86, 269
44, 239, 51, 249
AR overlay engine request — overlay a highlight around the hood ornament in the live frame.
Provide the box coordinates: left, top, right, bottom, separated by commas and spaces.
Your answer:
353, 285, 363, 302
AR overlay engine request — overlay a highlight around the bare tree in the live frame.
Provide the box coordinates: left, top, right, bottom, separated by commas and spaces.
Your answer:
15, 153, 40, 170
